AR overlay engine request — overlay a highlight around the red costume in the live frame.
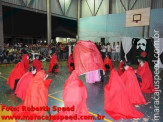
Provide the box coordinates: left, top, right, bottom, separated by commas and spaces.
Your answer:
121, 66, 146, 105
104, 69, 144, 120
137, 62, 155, 93
53, 70, 93, 122
15, 72, 33, 101
104, 57, 113, 72
32, 59, 43, 72
53, 41, 104, 122
73, 41, 104, 74
7, 54, 29, 90
68, 53, 74, 71
13, 70, 52, 117
48, 53, 59, 73
118, 61, 124, 75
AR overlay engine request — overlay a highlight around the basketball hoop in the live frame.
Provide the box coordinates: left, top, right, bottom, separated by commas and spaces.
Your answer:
133, 14, 141, 24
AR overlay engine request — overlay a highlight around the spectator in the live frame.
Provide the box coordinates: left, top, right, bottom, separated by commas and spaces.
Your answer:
111, 42, 116, 61
101, 44, 107, 60
116, 42, 120, 61
107, 43, 111, 58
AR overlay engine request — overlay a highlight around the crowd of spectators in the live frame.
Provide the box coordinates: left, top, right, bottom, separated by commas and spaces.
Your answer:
0, 41, 120, 64
0, 42, 75, 64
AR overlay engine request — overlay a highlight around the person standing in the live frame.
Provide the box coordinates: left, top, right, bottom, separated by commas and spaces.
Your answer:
116, 42, 120, 61
111, 42, 116, 61
107, 43, 111, 58
101, 44, 107, 60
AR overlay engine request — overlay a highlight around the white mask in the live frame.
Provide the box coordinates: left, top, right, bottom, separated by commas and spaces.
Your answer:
140, 61, 144, 67
32, 69, 36, 74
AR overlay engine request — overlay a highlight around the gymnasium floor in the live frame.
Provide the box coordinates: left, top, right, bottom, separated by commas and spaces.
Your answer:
0, 62, 163, 122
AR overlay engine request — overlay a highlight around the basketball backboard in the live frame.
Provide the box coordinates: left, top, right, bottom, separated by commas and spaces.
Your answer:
126, 8, 150, 27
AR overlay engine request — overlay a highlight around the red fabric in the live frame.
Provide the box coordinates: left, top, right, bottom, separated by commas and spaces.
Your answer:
13, 70, 52, 117
7, 63, 26, 90
15, 72, 33, 101
32, 59, 43, 72
104, 57, 114, 72
73, 40, 104, 75
118, 61, 124, 75
7, 54, 29, 90
48, 53, 59, 73
21, 54, 29, 71
68, 53, 74, 71
137, 62, 155, 93
53, 70, 93, 122
121, 67, 146, 105
104, 69, 144, 120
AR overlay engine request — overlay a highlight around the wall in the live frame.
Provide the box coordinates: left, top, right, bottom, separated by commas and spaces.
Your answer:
2, 0, 77, 19
79, 8, 163, 43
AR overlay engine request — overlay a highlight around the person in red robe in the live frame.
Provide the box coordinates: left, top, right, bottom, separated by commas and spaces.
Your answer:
104, 68, 144, 120
53, 41, 104, 122
7, 54, 29, 91
120, 62, 146, 105
68, 53, 74, 72
118, 60, 125, 75
53, 70, 93, 122
15, 66, 36, 101
136, 58, 155, 93
32, 55, 43, 72
48, 53, 59, 73
103, 55, 113, 72
13, 70, 52, 117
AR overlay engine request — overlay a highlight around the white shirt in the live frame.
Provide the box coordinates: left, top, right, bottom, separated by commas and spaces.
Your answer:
112, 45, 116, 52
101, 46, 106, 53
116, 44, 120, 52
107, 45, 111, 52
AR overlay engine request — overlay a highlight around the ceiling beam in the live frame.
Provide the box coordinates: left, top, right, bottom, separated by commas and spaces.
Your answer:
65, 0, 72, 16
130, 0, 138, 10
85, 0, 94, 16
95, 0, 104, 16
56, 0, 64, 15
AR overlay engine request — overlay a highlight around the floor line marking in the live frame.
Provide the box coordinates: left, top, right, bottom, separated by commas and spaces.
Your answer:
48, 90, 63, 96
0, 75, 8, 80
48, 95, 112, 122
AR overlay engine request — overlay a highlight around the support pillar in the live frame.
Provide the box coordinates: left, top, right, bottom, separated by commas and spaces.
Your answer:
47, 0, 51, 44
0, 0, 4, 48
77, 0, 81, 41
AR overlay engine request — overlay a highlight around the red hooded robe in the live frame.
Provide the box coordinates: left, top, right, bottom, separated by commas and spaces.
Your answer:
32, 59, 43, 72
7, 54, 29, 90
104, 57, 113, 72
13, 70, 52, 117
73, 41, 104, 74
121, 66, 146, 105
137, 62, 155, 93
53, 70, 93, 122
68, 53, 74, 71
104, 69, 144, 120
48, 53, 59, 73
118, 61, 124, 75
15, 72, 33, 101
53, 41, 104, 122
